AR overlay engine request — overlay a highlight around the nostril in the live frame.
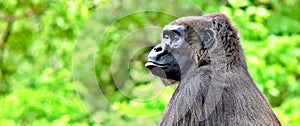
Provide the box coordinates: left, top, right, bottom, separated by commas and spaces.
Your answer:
154, 46, 163, 52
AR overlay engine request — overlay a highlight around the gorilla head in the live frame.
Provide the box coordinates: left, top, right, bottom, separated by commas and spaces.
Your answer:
145, 22, 214, 81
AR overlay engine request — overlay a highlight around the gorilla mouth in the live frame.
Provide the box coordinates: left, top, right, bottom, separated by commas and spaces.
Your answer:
145, 61, 169, 70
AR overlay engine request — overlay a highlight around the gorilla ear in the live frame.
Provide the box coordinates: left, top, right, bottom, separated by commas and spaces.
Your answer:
199, 29, 215, 50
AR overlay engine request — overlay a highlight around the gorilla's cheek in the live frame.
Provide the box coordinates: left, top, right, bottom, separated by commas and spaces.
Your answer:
164, 62, 181, 80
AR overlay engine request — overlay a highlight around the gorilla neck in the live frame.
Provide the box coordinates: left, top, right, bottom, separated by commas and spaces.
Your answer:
160, 68, 279, 125
159, 54, 279, 126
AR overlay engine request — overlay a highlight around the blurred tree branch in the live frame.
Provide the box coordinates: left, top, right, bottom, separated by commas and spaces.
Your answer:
0, 10, 34, 49
0, 17, 13, 52
0, 10, 34, 93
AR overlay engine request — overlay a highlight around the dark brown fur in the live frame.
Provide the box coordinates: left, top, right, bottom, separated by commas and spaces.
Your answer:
158, 14, 281, 126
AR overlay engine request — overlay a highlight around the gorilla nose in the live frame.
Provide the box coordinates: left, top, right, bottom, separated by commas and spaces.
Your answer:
148, 44, 166, 59
154, 46, 163, 52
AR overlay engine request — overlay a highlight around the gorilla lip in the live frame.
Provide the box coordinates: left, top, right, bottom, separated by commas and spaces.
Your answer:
145, 61, 168, 69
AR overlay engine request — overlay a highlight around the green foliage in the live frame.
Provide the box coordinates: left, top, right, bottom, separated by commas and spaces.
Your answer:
0, 0, 299, 125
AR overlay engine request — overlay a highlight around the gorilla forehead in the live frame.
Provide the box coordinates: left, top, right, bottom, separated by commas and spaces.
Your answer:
163, 25, 186, 31
169, 16, 213, 29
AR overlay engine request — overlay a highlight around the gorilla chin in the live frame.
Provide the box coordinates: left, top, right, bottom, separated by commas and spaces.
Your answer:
145, 61, 181, 81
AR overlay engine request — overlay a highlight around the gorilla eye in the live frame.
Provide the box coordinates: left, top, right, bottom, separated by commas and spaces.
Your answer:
162, 26, 185, 48
174, 35, 179, 40
164, 35, 170, 39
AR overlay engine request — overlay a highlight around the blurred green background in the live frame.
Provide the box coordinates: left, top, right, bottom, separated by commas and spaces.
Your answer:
0, 0, 299, 125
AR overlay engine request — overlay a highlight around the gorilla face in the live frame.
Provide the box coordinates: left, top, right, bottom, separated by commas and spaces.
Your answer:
145, 25, 193, 81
